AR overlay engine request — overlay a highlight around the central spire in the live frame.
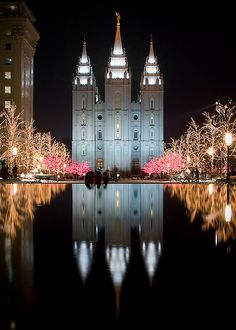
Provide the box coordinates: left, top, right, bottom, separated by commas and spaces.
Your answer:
113, 12, 123, 55
106, 12, 130, 80
148, 35, 155, 64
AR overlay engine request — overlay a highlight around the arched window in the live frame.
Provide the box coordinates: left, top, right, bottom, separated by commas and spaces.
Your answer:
82, 128, 85, 140
81, 113, 86, 125
133, 130, 138, 140
150, 114, 154, 125
115, 115, 121, 139
82, 97, 86, 109
115, 92, 121, 109
81, 145, 86, 156
150, 128, 154, 140
150, 98, 154, 109
98, 130, 102, 140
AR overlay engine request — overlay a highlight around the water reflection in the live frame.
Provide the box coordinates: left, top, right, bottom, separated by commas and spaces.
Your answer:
165, 183, 236, 244
0, 183, 67, 329
72, 184, 163, 313
0, 183, 67, 238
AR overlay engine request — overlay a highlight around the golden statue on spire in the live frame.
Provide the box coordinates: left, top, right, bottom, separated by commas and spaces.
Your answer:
115, 12, 121, 24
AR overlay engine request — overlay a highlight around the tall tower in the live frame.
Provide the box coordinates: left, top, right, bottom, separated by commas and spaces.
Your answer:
72, 14, 164, 174
104, 12, 132, 173
0, 1, 40, 122
140, 36, 164, 168
72, 38, 98, 165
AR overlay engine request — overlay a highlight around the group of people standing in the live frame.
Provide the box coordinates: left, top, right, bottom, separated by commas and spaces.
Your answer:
84, 167, 119, 189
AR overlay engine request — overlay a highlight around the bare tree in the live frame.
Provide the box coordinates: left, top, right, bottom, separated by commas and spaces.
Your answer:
21, 120, 36, 173
0, 104, 24, 172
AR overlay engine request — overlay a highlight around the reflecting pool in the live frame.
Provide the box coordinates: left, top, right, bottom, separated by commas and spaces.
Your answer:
0, 182, 236, 329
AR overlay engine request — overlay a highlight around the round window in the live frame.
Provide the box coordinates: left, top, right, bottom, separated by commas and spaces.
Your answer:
133, 114, 138, 120
97, 145, 102, 150
98, 114, 103, 120
133, 145, 139, 151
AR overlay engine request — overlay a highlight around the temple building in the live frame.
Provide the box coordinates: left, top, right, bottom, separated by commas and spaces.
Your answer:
72, 13, 164, 175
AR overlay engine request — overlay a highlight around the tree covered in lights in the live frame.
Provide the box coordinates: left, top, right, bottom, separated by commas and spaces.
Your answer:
167, 99, 236, 177
143, 99, 236, 179
143, 152, 184, 177
0, 104, 89, 176
65, 160, 91, 177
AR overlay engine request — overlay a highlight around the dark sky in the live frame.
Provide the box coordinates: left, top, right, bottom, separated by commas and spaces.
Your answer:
25, 1, 236, 148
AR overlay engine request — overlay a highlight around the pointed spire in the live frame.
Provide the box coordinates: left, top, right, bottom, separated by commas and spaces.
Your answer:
141, 37, 162, 87
113, 12, 123, 55
148, 35, 155, 64
106, 12, 130, 80
74, 38, 97, 87
81, 35, 88, 64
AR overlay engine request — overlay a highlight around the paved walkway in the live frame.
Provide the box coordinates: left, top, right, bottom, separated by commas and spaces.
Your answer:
0, 177, 220, 184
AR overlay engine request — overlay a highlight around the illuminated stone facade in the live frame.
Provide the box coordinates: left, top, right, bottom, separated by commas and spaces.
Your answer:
72, 14, 164, 174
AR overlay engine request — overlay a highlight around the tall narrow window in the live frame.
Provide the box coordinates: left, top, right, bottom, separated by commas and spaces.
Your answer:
115, 116, 121, 139
82, 97, 85, 109
5, 72, 11, 79
134, 130, 138, 140
150, 114, 154, 125
98, 130, 102, 140
150, 98, 154, 109
150, 128, 154, 140
81, 145, 86, 156
82, 128, 85, 140
81, 113, 86, 125
115, 93, 121, 109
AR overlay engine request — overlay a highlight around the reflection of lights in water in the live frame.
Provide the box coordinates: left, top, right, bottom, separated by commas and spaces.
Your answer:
158, 241, 162, 254
0, 183, 67, 239
165, 184, 236, 243
142, 241, 161, 278
10, 320, 16, 330
12, 183, 17, 195
77, 240, 93, 281
116, 190, 120, 208
106, 246, 129, 286
215, 232, 218, 246
4, 236, 13, 283
208, 184, 213, 195
74, 241, 78, 252
225, 204, 232, 223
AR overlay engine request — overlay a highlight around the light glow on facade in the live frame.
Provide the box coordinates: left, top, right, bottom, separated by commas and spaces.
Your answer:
78, 66, 90, 74
72, 14, 164, 173
80, 78, 88, 85
146, 66, 157, 74
110, 58, 126, 66
147, 77, 156, 85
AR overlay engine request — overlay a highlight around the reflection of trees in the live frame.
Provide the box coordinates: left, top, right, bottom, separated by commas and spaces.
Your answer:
0, 184, 67, 238
164, 184, 236, 243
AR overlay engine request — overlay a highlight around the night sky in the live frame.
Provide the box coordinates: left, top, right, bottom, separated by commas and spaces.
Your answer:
26, 1, 236, 149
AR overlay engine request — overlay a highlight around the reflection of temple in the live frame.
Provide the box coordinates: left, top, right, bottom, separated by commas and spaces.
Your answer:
72, 183, 163, 312
0, 183, 67, 322
165, 183, 236, 244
